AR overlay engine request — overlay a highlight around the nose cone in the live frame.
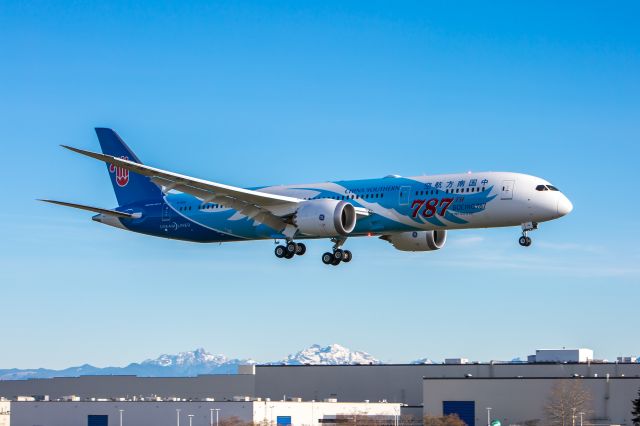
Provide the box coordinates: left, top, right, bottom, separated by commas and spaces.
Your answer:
557, 194, 573, 217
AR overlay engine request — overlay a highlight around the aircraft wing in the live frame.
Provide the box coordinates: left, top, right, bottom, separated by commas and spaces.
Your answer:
62, 145, 370, 232
61, 146, 300, 232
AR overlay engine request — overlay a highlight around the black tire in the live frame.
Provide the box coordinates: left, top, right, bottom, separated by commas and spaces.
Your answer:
518, 236, 528, 247
525, 237, 532, 247
284, 251, 295, 259
333, 249, 344, 260
275, 245, 286, 258
296, 243, 307, 256
322, 252, 334, 265
331, 257, 341, 266
342, 250, 352, 263
286, 241, 297, 254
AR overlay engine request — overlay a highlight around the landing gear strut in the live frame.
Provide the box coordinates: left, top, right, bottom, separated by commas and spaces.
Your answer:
519, 222, 538, 247
274, 241, 306, 260
321, 238, 353, 266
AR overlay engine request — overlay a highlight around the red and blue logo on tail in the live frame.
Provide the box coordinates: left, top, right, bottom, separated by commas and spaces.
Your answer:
108, 156, 130, 187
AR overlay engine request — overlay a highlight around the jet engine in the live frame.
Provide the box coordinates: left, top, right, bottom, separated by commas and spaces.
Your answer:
381, 230, 447, 252
294, 199, 357, 237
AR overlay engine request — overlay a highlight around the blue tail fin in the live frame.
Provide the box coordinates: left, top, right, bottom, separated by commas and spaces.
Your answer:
95, 128, 163, 206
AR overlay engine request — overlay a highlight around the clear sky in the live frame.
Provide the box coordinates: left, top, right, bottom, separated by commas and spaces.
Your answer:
1, 1, 639, 369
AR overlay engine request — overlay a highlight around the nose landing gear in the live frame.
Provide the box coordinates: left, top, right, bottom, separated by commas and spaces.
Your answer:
518, 236, 532, 247
519, 222, 538, 247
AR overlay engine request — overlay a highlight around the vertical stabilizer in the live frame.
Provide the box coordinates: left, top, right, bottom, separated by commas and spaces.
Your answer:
94, 128, 162, 206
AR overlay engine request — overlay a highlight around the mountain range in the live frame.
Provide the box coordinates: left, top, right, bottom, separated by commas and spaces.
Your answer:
0, 344, 398, 380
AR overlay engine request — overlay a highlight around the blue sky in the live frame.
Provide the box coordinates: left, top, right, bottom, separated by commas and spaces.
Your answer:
1, 1, 639, 369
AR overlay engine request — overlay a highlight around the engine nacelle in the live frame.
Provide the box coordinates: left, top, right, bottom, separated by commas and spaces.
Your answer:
294, 199, 357, 237
382, 230, 447, 252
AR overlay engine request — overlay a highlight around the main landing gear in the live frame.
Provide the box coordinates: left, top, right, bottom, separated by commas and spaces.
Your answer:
274, 241, 306, 259
273, 238, 353, 266
519, 222, 538, 247
321, 238, 352, 266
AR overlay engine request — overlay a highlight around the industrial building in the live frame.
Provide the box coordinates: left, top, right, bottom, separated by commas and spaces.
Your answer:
0, 350, 639, 425
3, 400, 401, 426
423, 377, 640, 426
3, 361, 639, 407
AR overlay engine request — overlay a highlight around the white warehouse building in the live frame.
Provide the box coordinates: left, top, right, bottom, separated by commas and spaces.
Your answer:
4, 400, 402, 426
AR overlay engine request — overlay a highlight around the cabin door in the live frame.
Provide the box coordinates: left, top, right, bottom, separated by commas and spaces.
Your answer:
399, 186, 412, 205
501, 180, 515, 200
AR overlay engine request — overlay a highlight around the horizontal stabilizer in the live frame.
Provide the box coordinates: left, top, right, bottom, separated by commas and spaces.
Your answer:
38, 199, 135, 219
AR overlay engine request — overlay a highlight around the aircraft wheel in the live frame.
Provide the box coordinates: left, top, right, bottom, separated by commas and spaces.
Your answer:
525, 236, 532, 247
518, 236, 528, 247
331, 257, 341, 266
296, 243, 307, 256
342, 250, 352, 263
286, 241, 297, 254
322, 252, 334, 265
284, 251, 295, 259
333, 248, 344, 260
275, 245, 287, 258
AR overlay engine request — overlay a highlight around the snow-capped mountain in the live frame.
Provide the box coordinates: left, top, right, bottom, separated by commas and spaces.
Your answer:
0, 344, 388, 380
136, 348, 255, 376
144, 348, 228, 367
278, 344, 380, 365
0, 348, 255, 380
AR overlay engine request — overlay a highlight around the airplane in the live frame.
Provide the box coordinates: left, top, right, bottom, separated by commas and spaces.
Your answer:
41, 128, 573, 266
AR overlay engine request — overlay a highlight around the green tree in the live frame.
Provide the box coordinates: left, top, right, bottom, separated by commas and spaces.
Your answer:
632, 387, 640, 426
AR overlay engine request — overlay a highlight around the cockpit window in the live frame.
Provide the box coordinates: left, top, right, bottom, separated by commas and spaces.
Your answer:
535, 185, 548, 191
547, 185, 560, 191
